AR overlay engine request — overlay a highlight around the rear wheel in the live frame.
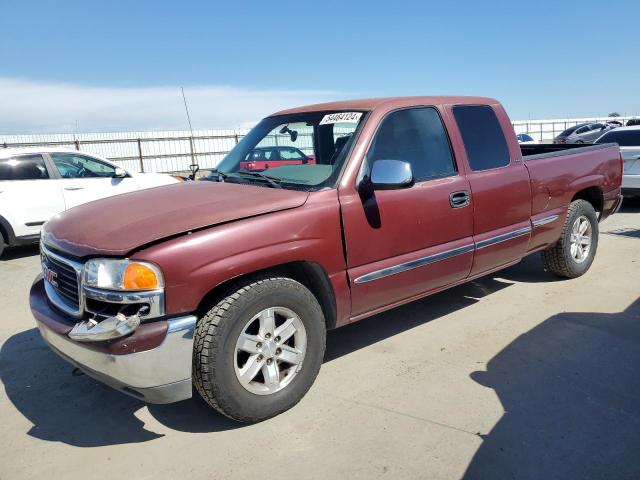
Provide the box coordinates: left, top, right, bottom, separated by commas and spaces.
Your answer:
0, 231, 6, 258
541, 199, 599, 278
193, 276, 326, 423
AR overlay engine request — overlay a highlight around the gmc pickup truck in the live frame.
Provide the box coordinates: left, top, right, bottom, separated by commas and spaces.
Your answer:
30, 96, 623, 423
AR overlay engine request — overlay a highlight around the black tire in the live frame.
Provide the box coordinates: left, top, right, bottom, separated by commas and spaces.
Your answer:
0, 231, 6, 258
193, 276, 326, 423
541, 199, 599, 278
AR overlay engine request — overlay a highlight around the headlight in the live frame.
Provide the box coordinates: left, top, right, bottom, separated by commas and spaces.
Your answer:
84, 259, 164, 291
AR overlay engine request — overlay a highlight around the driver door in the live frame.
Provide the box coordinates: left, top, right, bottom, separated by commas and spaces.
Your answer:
340, 106, 474, 317
48, 153, 137, 209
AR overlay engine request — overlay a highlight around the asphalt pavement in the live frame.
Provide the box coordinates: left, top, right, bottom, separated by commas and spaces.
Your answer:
1, 199, 639, 480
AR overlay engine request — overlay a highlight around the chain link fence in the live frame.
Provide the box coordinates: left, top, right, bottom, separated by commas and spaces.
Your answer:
1, 115, 637, 174
512, 115, 635, 143
0, 129, 250, 175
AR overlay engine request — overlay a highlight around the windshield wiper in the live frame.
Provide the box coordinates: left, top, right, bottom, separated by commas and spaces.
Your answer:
231, 169, 282, 189
203, 169, 228, 182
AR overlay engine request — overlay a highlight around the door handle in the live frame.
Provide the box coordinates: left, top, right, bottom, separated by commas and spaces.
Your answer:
449, 191, 471, 208
64, 186, 84, 191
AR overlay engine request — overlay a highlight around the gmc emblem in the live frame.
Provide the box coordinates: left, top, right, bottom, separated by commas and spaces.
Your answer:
43, 264, 58, 287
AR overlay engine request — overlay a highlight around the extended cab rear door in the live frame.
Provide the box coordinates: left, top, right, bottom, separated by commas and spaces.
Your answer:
339, 106, 475, 317
446, 103, 532, 276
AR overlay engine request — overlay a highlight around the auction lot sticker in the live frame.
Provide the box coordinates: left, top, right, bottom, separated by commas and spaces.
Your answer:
319, 112, 362, 125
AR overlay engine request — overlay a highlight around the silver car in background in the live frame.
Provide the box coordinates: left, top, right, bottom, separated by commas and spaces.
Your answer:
595, 126, 640, 197
554, 122, 616, 144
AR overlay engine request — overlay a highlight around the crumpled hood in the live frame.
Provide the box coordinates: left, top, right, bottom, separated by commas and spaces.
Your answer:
43, 181, 309, 257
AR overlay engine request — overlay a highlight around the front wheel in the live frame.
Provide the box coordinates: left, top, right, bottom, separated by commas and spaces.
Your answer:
541, 199, 599, 278
193, 276, 326, 423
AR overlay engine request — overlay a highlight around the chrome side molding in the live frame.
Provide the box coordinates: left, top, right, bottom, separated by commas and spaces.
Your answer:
354, 244, 475, 284
354, 223, 540, 284
475, 226, 532, 250
532, 214, 559, 228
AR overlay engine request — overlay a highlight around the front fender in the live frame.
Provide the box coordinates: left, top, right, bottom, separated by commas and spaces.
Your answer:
133, 190, 348, 318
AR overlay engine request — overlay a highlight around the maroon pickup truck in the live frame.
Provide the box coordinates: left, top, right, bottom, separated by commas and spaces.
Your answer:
30, 96, 623, 422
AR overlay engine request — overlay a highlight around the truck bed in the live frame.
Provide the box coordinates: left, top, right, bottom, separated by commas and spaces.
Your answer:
521, 142, 623, 222
521, 142, 617, 160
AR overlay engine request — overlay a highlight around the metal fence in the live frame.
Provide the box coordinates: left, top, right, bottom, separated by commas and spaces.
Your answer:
1, 115, 637, 174
511, 115, 635, 143
0, 128, 250, 174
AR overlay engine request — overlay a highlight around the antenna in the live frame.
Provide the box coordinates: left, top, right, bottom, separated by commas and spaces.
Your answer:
181, 87, 199, 179
181, 87, 194, 134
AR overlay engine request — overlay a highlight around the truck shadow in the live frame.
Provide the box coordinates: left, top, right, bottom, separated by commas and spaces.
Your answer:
0, 254, 602, 447
463, 297, 640, 479
620, 195, 640, 213
0, 327, 243, 447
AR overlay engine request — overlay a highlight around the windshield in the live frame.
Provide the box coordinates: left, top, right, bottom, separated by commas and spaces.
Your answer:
212, 111, 366, 190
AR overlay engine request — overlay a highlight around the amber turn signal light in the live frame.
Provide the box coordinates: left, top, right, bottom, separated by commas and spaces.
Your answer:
123, 263, 159, 290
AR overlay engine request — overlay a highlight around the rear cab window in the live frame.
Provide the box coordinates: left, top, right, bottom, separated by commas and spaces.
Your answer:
453, 105, 511, 171
0, 154, 50, 180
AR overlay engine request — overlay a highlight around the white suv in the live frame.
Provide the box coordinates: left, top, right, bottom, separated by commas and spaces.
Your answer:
0, 148, 180, 256
595, 126, 640, 197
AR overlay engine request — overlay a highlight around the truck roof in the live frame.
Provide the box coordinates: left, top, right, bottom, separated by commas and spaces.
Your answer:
273, 96, 500, 116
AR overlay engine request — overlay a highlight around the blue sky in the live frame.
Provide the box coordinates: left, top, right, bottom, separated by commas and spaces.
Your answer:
1, 0, 639, 133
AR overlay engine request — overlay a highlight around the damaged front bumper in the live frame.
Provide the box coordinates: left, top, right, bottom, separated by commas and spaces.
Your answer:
30, 277, 196, 404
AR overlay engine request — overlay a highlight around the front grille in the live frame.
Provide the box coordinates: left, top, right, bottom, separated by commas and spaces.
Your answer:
41, 248, 81, 312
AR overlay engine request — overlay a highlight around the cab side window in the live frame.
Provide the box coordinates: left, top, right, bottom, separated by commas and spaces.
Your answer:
0, 154, 50, 180
453, 105, 511, 171
50, 153, 116, 178
367, 107, 456, 181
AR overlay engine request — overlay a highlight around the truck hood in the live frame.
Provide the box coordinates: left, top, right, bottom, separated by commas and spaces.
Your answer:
43, 181, 309, 257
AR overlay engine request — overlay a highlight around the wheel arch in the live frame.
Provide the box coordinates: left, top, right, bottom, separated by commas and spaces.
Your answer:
0, 214, 16, 245
571, 186, 604, 214
196, 261, 338, 330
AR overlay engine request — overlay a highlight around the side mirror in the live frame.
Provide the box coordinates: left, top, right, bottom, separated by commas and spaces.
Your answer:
371, 159, 414, 190
113, 167, 127, 178
358, 159, 414, 197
